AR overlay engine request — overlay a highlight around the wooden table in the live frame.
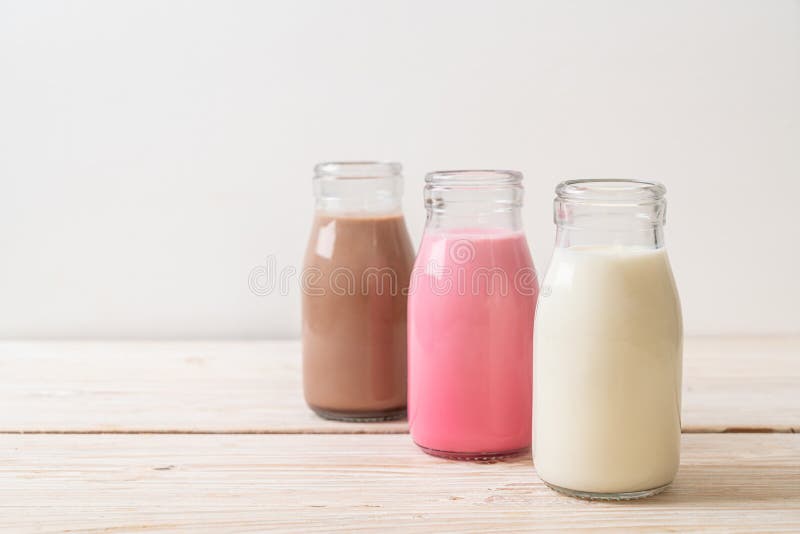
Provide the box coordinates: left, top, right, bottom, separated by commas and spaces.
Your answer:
1, 337, 798, 531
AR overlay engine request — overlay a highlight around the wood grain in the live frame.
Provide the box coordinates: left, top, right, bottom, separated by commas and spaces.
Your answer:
0, 337, 797, 433
682, 336, 800, 433
1, 434, 797, 532
0, 340, 404, 434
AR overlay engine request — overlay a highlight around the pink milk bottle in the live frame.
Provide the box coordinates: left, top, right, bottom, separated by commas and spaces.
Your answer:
408, 170, 538, 459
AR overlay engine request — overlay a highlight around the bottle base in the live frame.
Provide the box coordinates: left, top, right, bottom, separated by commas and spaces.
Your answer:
310, 405, 406, 422
543, 480, 671, 501
416, 443, 530, 461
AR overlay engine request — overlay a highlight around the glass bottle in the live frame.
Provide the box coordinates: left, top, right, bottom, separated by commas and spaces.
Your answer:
533, 179, 683, 500
302, 161, 415, 421
408, 170, 538, 459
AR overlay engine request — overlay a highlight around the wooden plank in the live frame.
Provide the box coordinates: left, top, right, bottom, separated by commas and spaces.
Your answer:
1, 434, 797, 532
0, 340, 405, 434
0, 337, 797, 433
682, 336, 799, 433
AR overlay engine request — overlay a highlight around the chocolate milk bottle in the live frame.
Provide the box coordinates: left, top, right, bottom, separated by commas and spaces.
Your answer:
302, 162, 415, 421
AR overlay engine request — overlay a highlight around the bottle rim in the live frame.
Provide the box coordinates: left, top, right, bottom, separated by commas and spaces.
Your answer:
314, 161, 402, 180
556, 179, 665, 204
426, 169, 523, 187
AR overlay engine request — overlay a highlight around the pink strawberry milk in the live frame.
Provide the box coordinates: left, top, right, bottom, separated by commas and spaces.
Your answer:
408, 170, 538, 459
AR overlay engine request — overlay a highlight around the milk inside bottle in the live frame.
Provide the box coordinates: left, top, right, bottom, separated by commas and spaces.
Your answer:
408, 170, 538, 459
302, 162, 415, 422
533, 179, 682, 500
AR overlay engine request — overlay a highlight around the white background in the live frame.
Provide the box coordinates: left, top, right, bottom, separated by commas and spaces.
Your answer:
1, 0, 798, 338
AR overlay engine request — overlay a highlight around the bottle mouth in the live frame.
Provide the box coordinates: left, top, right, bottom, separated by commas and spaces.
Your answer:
426, 169, 523, 187
556, 179, 665, 205
314, 161, 402, 180
312, 161, 404, 214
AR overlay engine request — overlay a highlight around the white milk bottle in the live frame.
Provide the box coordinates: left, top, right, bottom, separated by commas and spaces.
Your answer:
533, 179, 682, 500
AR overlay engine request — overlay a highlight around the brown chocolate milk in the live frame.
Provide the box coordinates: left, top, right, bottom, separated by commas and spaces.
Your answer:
302, 213, 415, 420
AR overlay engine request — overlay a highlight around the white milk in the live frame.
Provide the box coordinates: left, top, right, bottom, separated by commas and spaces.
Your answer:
533, 245, 682, 495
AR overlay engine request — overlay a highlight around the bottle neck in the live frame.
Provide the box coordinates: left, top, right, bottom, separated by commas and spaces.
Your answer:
553, 179, 667, 249
313, 161, 404, 217
555, 222, 664, 249
314, 177, 403, 215
424, 170, 525, 233
426, 203, 523, 232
